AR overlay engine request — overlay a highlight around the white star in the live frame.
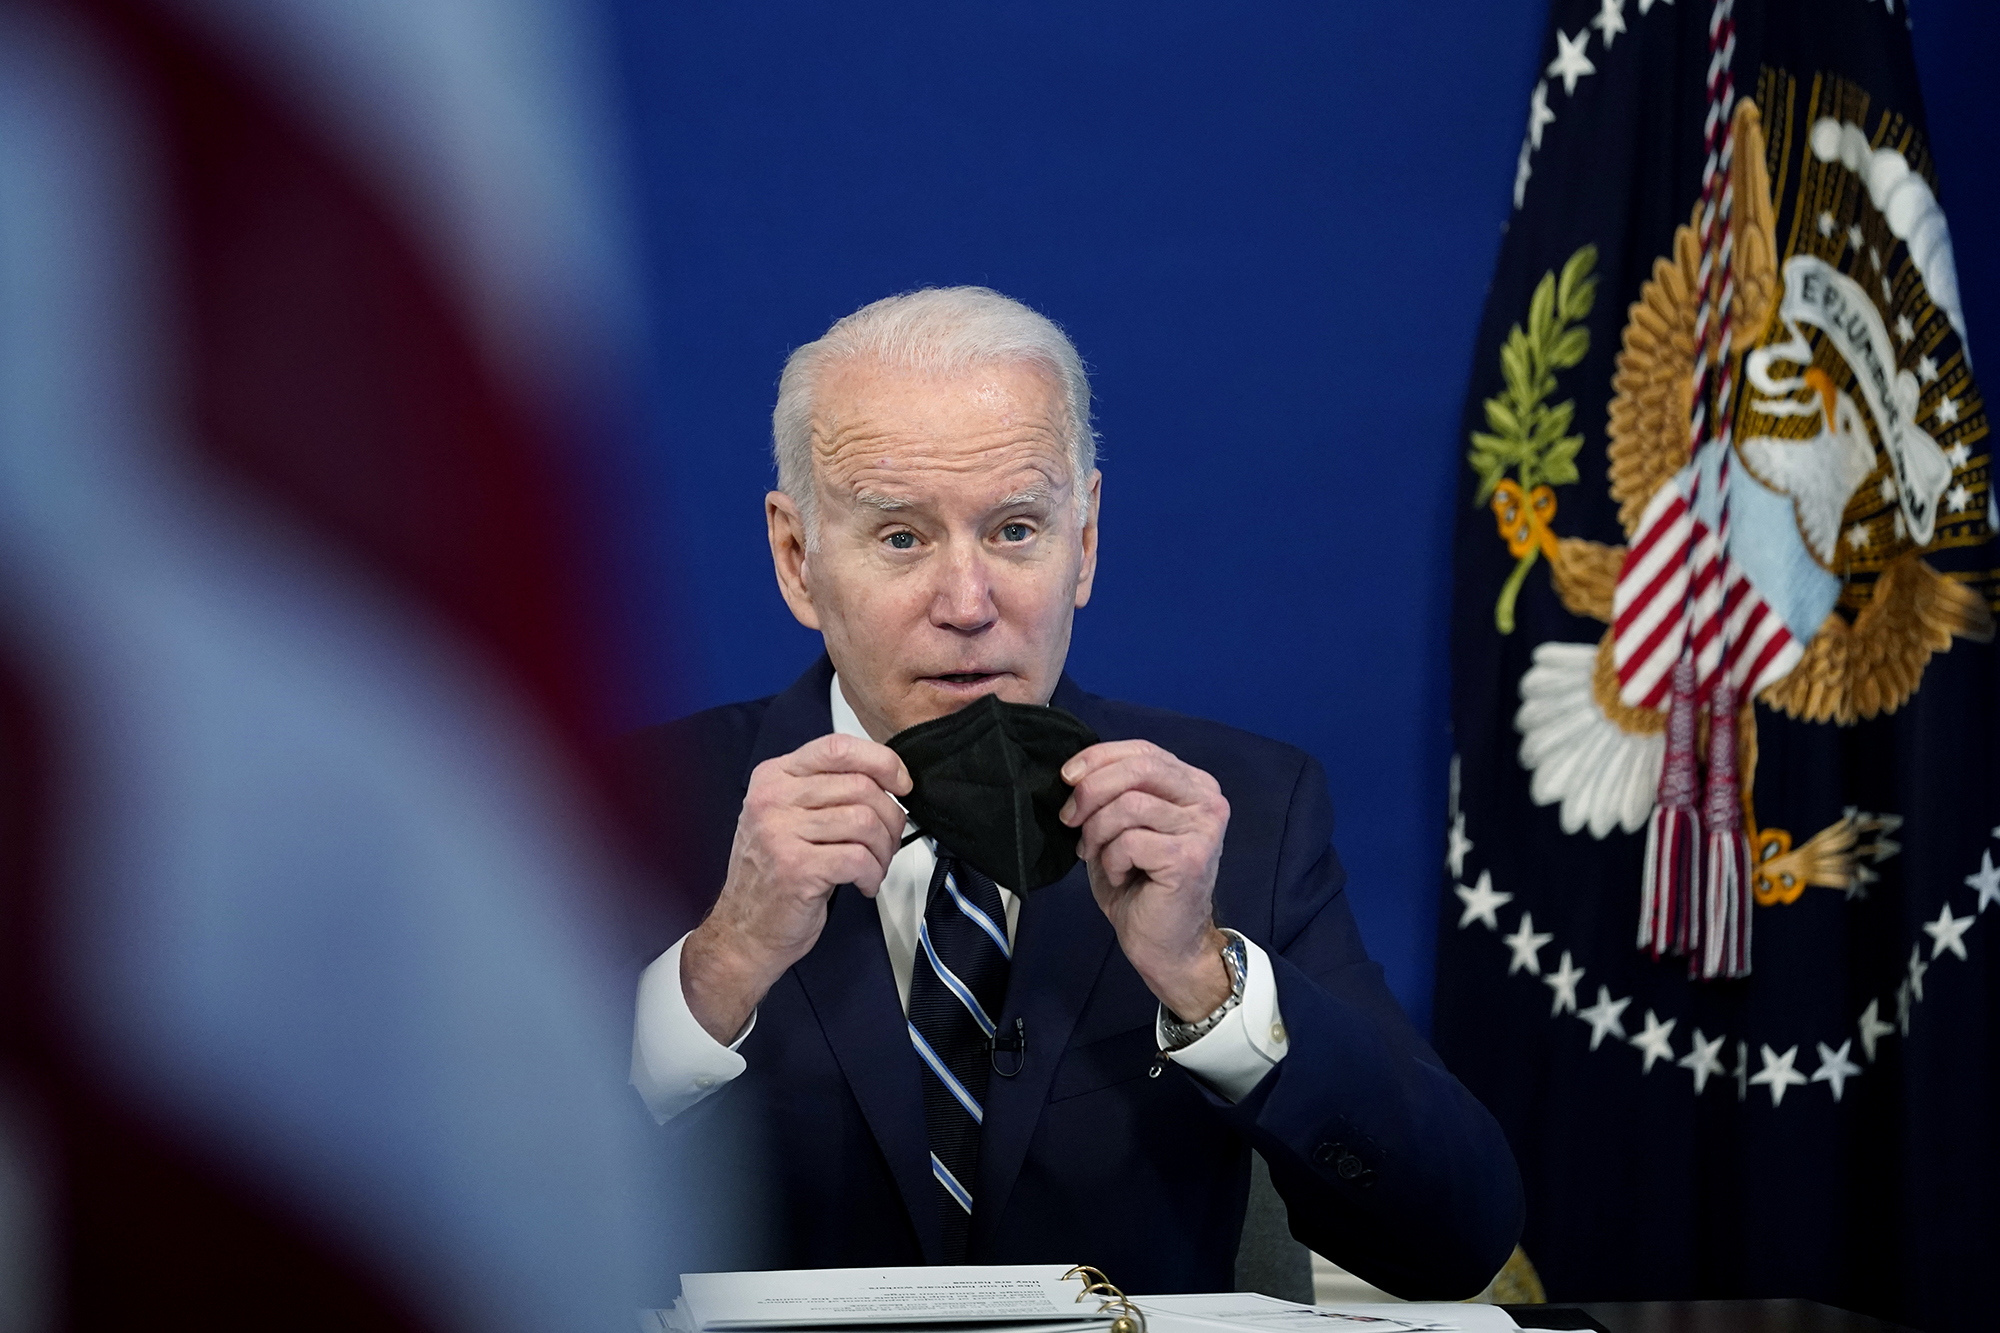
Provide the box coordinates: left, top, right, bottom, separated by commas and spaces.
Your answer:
1946, 441, 1972, 468
1907, 944, 1930, 1003
1513, 136, 1533, 210
1818, 211, 1836, 238
1947, 483, 1973, 514
1896, 976, 1914, 1035
1917, 353, 1939, 382
1503, 911, 1553, 974
1749, 1043, 1809, 1107
1526, 80, 1556, 150
1811, 1040, 1862, 1102
1679, 1028, 1726, 1093
1923, 901, 1974, 960
1858, 999, 1895, 1062
1732, 1040, 1750, 1102
1629, 1009, 1677, 1073
1936, 397, 1960, 425
1546, 28, 1596, 96
1637, 0, 1672, 12
1591, 0, 1628, 48
1445, 810, 1473, 878
1895, 313, 1915, 342
1848, 224, 1865, 250
1543, 950, 1584, 1016
1879, 475, 1900, 504
1965, 849, 2000, 913
1882, 274, 1896, 305
1455, 870, 1513, 931
1845, 522, 1872, 550
1869, 245, 1882, 271
1578, 985, 1632, 1050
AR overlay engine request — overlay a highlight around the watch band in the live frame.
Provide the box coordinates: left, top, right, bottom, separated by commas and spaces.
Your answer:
1158, 930, 1249, 1052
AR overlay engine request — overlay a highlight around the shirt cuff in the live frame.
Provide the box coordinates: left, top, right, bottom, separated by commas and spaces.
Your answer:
1155, 931, 1289, 1103
630, 933, 754, 1123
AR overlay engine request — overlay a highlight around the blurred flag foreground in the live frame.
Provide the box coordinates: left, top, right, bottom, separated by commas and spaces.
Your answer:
1436, 1, 1994, 1329
0, 0, 671, 1328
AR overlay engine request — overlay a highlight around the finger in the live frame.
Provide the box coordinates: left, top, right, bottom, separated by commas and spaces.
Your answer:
1060, 739, 1170, 786
824, 841, 892, 894
789, 805, 900, 867
1094, 827, 1179, 892
780, 732, 912, 795
789, 773, 911, 837
1063, 751, 1218, 827
1075, 789, 1192, 862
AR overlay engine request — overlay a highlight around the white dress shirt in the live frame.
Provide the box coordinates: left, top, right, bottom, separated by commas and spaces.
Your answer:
630, 676, 1290, 1122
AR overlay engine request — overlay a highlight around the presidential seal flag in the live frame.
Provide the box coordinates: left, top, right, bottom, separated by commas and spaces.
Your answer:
1433, 1, 1995, 1329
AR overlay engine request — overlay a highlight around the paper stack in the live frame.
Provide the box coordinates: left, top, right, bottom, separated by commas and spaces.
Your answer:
646, 1265, 1119, 1333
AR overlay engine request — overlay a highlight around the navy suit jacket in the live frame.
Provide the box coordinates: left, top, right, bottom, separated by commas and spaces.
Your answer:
630, 658, 1521, 1297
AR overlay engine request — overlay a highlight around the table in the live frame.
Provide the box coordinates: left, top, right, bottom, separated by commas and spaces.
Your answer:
1499, 1300, 1922, 1333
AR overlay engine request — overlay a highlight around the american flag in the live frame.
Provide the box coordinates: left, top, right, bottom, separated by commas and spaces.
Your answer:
0, 0, 667, 1327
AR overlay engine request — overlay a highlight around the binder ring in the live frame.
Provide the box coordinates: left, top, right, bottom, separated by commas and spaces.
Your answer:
1063, 1266, 1146, 1333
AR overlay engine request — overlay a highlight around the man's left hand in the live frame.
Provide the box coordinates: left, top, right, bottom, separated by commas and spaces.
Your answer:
1061, 740, 1232, 1021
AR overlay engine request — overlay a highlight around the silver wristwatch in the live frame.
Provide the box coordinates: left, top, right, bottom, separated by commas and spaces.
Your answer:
1159, 930, 1249, 1052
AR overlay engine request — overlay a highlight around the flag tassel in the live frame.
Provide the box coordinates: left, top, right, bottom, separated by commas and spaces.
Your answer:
1696, 676, 1753, 978
1640, 657, 1703, 958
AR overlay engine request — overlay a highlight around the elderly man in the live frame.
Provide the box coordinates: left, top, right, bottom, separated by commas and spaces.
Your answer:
629, 288, 1521, 1296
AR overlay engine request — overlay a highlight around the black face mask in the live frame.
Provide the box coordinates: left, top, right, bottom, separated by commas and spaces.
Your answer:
885, 693, 1099, 892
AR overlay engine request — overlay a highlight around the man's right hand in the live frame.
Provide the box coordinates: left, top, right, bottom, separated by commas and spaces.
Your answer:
680, 733, 912, 1044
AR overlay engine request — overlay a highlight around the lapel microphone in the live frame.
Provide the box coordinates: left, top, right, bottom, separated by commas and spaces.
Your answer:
989, 1017, 1027, 1077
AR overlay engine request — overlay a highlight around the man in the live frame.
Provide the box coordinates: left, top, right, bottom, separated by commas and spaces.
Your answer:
629, 288, 1521, 1296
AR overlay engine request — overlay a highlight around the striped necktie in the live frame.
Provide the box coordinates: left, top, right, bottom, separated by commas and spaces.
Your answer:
906, 849, 1011, 1262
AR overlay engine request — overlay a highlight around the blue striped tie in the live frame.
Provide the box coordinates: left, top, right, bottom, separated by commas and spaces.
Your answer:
907, 850, 1011, 1261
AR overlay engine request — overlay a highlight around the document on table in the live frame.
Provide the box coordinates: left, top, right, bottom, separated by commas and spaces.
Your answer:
646, 1265, 1118, 1333
1133, 1292, 1525, 1333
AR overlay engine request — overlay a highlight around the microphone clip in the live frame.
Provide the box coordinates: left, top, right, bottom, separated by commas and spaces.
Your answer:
989, 1017, 1027, 1077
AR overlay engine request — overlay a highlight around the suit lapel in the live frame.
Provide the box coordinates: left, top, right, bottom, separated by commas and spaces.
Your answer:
751, 656, 943, 1261
792, 884, 943, 1263
972, 675, 1122, 1248
743, 655, 839, 777
971, 872, 1119, 1247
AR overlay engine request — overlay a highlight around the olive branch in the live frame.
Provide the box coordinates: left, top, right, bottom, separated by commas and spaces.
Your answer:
1468, 243, 1598, 634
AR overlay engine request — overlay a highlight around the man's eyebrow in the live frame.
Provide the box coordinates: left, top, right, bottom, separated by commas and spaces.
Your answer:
996, 485, 1055, 509
852, 490, 915, 513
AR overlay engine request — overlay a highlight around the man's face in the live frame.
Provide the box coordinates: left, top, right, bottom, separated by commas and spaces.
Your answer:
766, 358, 1100, 741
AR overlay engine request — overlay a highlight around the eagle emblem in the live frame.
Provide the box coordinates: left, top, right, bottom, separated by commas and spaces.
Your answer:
1493, 73, 1992, 905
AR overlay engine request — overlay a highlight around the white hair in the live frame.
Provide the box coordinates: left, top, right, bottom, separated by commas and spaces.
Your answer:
771, 287, 1097, 540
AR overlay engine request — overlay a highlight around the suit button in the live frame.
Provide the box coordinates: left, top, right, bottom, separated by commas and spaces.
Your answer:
1335, 1153, 1364, 1181
1312, 1141, 1341, 1165
1270, 1022, 1287, 1044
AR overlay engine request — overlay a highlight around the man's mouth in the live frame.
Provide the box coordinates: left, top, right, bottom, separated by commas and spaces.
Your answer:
925, 672, 1003, 687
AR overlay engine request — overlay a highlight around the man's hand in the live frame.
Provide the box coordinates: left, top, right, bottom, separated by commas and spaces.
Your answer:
682, 734, 912, 1043
1060, 741, 1232, 1021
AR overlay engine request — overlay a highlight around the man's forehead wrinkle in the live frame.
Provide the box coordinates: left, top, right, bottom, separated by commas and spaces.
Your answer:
829, 459, 1070, 522
818, 428, 1068, 486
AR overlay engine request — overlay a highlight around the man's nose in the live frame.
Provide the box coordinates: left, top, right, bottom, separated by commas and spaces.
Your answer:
929, 542, 997, 632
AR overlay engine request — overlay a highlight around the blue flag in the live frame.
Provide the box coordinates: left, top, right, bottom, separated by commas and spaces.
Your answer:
1434, 2, 1994, 1329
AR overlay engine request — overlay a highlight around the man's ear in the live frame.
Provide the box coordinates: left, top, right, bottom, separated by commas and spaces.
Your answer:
766, 491, 823, 630
1073, 469, 1102, 609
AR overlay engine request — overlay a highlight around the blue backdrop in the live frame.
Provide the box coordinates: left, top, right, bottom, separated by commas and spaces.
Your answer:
604, 2, 1999, 1034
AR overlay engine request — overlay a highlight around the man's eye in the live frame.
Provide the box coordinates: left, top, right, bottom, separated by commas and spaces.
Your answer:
886, 531, 916, 550
1000, 523, 1032, 542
